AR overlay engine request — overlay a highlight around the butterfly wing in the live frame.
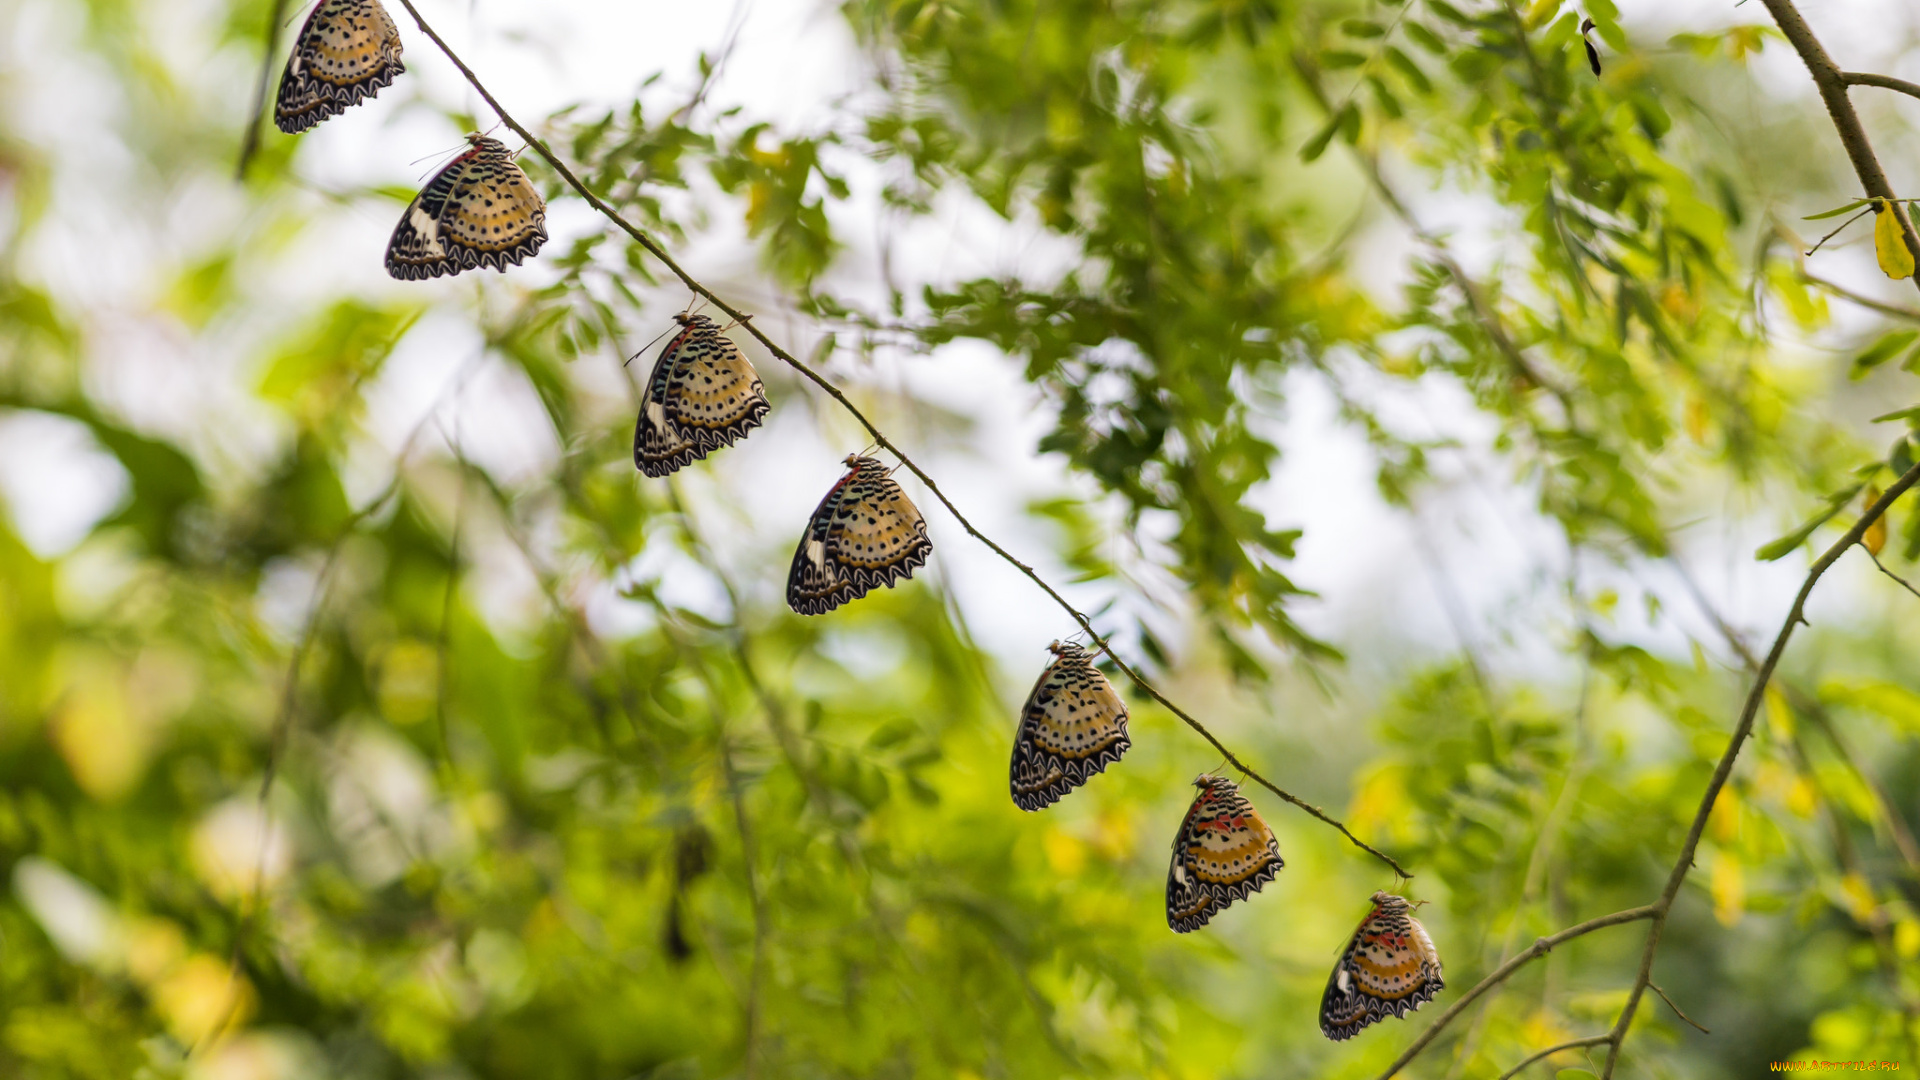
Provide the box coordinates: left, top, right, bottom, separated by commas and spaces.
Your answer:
275, 0, 405, 134
1165, 779, 1283, 932
1010, 649, 1131, 810
787, 463, 931, 615
634, 319, 770, 477
387, 143, 547, 280
1319, 899, 1445, 1040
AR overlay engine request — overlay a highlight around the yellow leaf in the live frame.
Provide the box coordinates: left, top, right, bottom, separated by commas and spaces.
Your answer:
1765, 686, 1794, 742
1710, 852, 1745, 926
1840, 872, 1877, 923
1684, 395, 1710, 443
1709, 787, 1741, 843
1043, 827, 1087, 877
1862, 486, 1888, 555
1895, 918, 1920, 960
1874, 200, 1916, 280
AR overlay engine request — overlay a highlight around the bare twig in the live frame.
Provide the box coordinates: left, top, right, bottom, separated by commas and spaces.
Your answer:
237, 0, 296, 178
1866, 546, 1920, 601
1648, 982, 1709, 1034
1371, 905, 1658, 1080
1798, 270, 1920, 322
385, 0, 1410, 878
718, 736, 767, 1080
1495, 1034, 1612, 1080
1843, 70, 1920, 103
1598, 460, 1920, 1079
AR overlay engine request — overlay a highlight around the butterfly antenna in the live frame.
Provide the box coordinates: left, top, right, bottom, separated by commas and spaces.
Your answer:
624, 322, 679, 368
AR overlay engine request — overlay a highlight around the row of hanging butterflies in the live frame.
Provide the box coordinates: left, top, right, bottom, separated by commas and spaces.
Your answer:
274, 0, 1442, 1043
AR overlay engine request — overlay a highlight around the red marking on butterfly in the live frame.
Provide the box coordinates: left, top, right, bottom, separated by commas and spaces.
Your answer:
386, 134, 547, 280
1320, 891, 1445, 1041
786, 454, 931, 615
1165, 774, 1283, 933
1009, 640, 1131, 811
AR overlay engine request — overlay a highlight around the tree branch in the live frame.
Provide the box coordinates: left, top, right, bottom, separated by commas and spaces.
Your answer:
1371, 905, 1658, 1080
1648, 982, 1709, 1034
386, 0, 1410, 878
1495, 1034, 1612, 1080
1799, 270, 1920, 323
1762, 0, 1920, 297
1844, 70, 1920, 103
236, 0, 294, 178
1599, 459, 1920, 1078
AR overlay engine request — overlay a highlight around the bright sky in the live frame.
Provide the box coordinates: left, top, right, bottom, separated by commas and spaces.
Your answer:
1, 0, 1916, 695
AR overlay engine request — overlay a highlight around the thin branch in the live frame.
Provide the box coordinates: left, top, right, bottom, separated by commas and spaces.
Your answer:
1866, 546, 1920, 602
1648, 982, 1709, 1034
1495, 1034, 1612, 1080
1799, 270, 1920, 323
1762, 0, 1920, 300
386, 0, 1410, 879
718, 736, 767, 1080
1370, 904, 1658, 1080
1668, 554, 1920, 877
1844, 70, 1920, 103
1599, 459, 1920, 1079
236, 0, 296, 178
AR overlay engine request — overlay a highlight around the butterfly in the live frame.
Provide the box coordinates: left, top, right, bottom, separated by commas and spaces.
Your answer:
274, 0, 406, 134
1010, 640, 1132, 811
1319, 891, 1445, 1041
1165, 774, 1283, 932
386, 134, 548, 280
786, 454, 931, 615
633, 313, 771, 477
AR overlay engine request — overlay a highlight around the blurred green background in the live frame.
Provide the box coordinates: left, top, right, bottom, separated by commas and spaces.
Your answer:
0, 0, 1917, 1077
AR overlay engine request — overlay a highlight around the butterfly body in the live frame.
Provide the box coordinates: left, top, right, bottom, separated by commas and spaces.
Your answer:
386, 134, 548, 280
633, 314, 770, 477
1010, 640, 1131, 810
786, 455, 931, 615
275, 0, 405, 134
1165, 774, 1283, 932
1319, 891, 1445, 1041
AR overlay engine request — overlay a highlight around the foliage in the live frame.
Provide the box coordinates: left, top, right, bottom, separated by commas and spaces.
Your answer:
0, 0, 1916, 1078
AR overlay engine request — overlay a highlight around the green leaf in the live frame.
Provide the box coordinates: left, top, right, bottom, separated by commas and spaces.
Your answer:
1756, 482, 1866, 561
1802, 199, 1870, 221
1301, 107, 1349, 162
1851, 330, 1919, 380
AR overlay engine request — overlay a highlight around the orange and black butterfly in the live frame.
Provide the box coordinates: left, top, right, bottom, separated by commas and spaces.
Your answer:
386, 134, 547, 280
1165, 774, 1283, 932
275, 0, 405, 134
1320, 891, 1446, 1040
1010, 640, 1131, 810
632, 314, 770, 477
787, 454, 932, 615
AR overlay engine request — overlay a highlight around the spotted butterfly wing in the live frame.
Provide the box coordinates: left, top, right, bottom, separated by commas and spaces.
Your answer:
787, 454, 931, 615
1166, 774, 1283, 932
274, 0, 405, 134
634, 314, 771, 477
1320, 892, 1445, 1041
1010, 640, 1131, 810
386, 134, 548, 280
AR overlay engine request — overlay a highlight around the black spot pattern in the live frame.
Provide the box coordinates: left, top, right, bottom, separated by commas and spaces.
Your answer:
1010, 641, 1132, 810
786, 455, 932, 616
274, 0, 405, 134
386, 135, 548, 280
1165, 774, 1284, 933
633, 314, 771, 477
1319, 892, 1445, 1041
